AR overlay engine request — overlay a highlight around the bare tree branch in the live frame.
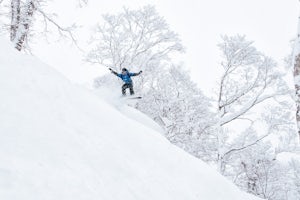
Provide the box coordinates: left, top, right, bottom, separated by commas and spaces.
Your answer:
36, 9, 83, 51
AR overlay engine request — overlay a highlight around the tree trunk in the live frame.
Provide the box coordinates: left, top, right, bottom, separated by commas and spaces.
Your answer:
10, 0, 21, 42
294, 7, 300, 140
294, 54, 300, 139
15, 0, 36, 51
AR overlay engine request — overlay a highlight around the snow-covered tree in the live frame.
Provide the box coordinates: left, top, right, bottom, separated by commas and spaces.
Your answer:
210, 35, 300, 200
10, 0, 21, 42
1, 0, 79, 51
217, 35, 288, 126
225, 105, 298, 199
215, 35, 290, 174
10, 0, 36, 51
86, 5, 183, 72
136, 65, 215, 160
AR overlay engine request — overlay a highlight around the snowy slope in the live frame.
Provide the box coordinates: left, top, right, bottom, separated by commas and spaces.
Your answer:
0, 38, 261, 200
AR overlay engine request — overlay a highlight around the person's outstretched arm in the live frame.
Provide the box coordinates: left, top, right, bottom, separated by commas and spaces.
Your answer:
129, 70, 143, 76
109, 68, 121, 78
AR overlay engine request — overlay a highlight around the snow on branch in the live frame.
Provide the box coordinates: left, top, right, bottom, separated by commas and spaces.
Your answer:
217, 35, 289, 127
222, 133, 269, 159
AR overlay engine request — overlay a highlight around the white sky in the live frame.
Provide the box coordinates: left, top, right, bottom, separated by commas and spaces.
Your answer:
33, 0, 299, 94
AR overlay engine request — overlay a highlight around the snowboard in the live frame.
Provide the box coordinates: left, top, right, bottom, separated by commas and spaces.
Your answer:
125, 96, 142, 100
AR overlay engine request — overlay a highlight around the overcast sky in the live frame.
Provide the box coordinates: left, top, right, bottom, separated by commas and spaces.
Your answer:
33, 0, 300, 94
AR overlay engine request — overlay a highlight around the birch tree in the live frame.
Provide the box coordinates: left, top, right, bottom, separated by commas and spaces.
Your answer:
2, 0, 79, 51
10, 0, 36, 51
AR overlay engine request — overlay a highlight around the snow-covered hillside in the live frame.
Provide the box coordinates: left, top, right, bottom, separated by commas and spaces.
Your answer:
0, 38, 261, 200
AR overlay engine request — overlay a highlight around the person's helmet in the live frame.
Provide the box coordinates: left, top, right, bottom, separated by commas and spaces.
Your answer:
122, 68, 128, 72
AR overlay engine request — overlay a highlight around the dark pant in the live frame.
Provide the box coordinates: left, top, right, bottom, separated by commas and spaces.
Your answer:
122, 83, 134, 95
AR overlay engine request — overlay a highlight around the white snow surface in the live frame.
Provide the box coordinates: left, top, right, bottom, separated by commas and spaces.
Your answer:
0, 38, 261, 200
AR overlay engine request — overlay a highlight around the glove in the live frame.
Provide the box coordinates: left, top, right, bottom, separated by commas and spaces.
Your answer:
109, 68, 114, 73
139, 70, 143, 74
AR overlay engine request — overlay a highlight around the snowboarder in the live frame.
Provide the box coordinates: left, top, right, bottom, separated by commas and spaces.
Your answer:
109, 68, 142, 96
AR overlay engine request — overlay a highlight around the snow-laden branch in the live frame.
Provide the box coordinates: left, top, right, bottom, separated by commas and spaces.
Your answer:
217, 35, 289, 127
223, 134, 269, 159
220, 92, 276, 126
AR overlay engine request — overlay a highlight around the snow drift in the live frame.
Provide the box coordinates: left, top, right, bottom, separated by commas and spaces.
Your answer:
0, 38, 261, 200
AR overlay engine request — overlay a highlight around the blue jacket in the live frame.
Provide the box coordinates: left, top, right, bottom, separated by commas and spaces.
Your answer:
113, 71, 140, 84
